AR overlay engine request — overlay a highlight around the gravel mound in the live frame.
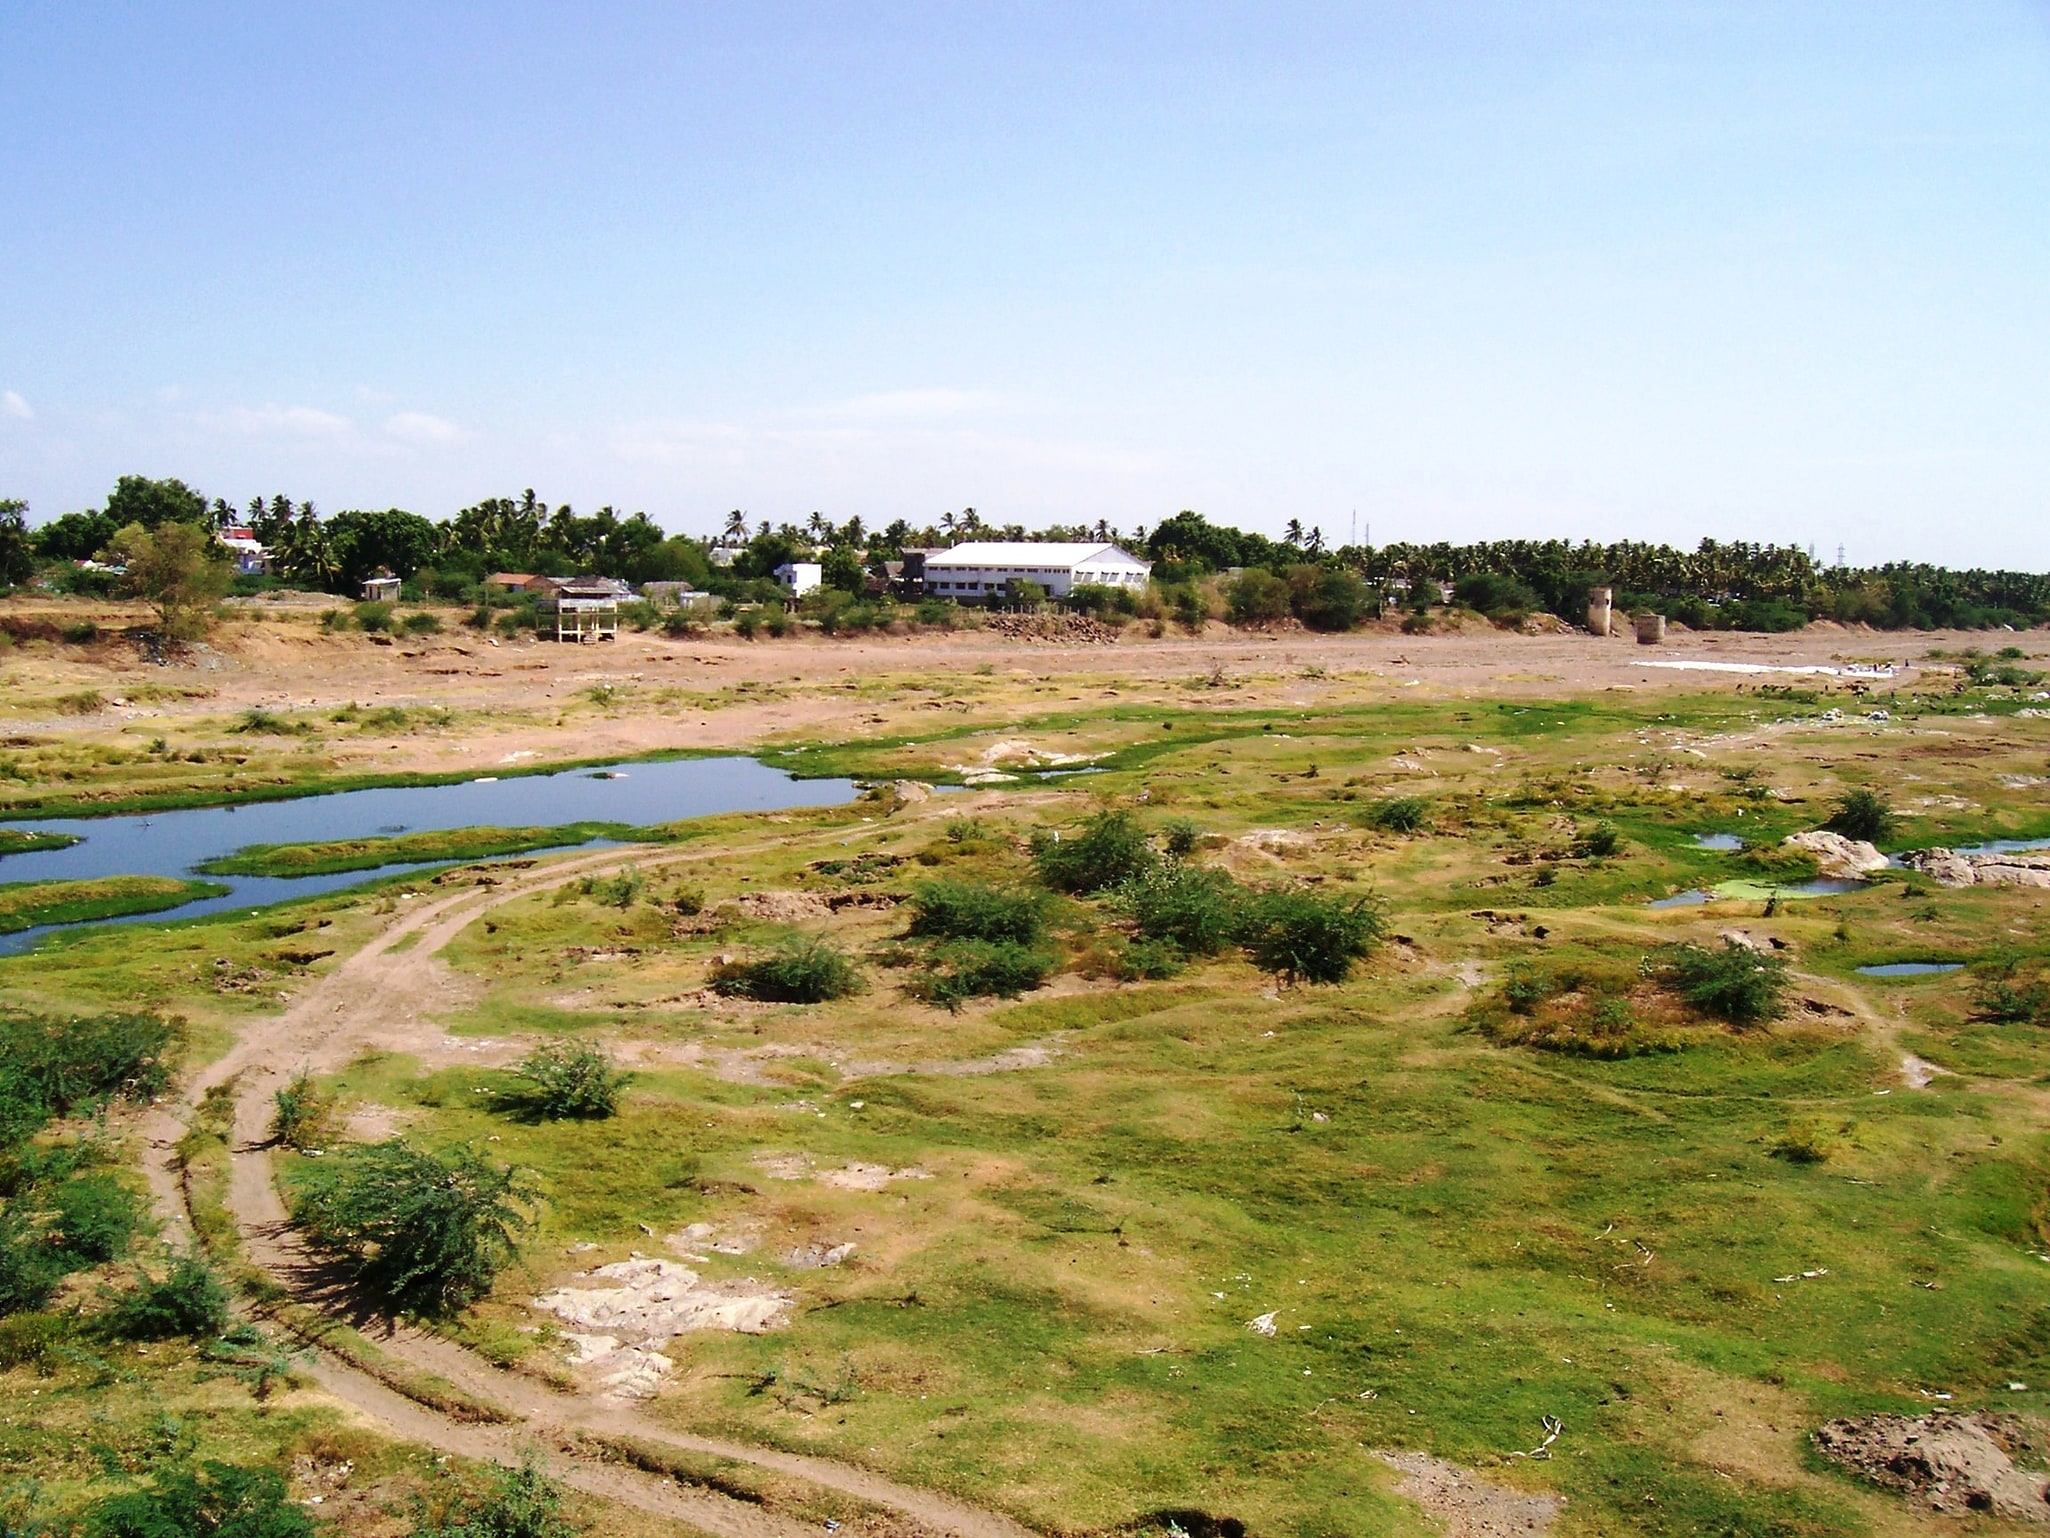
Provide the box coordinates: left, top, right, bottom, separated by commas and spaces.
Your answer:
1814, 1413, 2050, 1520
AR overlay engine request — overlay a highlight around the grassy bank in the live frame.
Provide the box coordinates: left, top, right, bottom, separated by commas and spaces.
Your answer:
0, 827, 81, 857
0, 874, 227, 933
197, 822, 631, 877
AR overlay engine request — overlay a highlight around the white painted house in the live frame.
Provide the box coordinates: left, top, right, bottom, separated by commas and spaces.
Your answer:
775, 561, 823, 597
920, 542, 1151, 601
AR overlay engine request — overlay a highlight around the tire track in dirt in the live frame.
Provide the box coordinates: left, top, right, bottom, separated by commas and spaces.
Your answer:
141, 820, 1043, 1538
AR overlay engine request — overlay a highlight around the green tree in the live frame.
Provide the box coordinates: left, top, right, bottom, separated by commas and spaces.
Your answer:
327, 508, 441, 587
1225, 568, 1290, 624
506, 1041, 631, 1120
109, 522, 231, 639
33, 508, 120, 562
1288, 566, 1369, 631
820, 544, 867, 594
103, 474, 210, 530
1656, 940, 1788, 1027
286, 1139, 537, 1314
0, 500, 32, 584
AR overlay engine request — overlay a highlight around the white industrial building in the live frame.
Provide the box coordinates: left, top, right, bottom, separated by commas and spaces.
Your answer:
920, 542, 1151, 601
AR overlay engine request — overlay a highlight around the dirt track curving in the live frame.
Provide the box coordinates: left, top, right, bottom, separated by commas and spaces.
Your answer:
139, 823, 1043, 1538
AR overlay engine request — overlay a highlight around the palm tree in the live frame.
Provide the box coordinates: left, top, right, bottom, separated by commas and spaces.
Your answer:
722, 509, 748, 546
805, 510, 830, 543
1306, 526, 1324, 555
1284, 518, 1304, 548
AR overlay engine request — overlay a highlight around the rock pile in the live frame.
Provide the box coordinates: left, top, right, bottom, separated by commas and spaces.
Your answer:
983, 611, 1125, 644
1899, 848, 2050, 889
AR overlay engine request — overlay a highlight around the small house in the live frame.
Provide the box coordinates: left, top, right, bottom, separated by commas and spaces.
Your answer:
485, 572, 542, 595
775, 562, 823, 597
360, 575, 401, 602
219, 526, 271, 576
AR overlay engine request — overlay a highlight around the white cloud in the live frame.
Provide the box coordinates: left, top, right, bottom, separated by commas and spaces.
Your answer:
201, 403, 354, 437
1, 390, 31, 421
382, 411, 464, 445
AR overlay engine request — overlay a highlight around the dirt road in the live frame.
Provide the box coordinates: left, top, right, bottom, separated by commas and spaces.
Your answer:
140, 823, 1042, 1538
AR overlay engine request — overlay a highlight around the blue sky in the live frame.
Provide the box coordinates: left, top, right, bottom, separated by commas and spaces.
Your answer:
3, 2, 2047, 566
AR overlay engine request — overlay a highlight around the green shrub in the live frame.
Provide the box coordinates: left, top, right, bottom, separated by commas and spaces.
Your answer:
269, 1069, 334, 1152
402, 611, 443, 635
1655, 940, 1788, 1027
1574, 820, 1620, 858
915, 940, 1055, 1009
1113, 938, 1186, 981
49, 1174, 142, 1263
286, 1139, 537, 1314
1364, 797, 1429, 834
0, 1208, 63, 1316
1971, 957, 2050, 1024
1769, 1120, 1834, 1165
353, 600, 394, 632
105, 1249, 231, 1340
1117, 864, 1243, 956
1032, 811, 1158, 894
78, 1458, 314, 1538
1160, 819, 1201, 858
507, 1041, 631, 1120
1225, 568, 1291, 625
1503, 964, 1549, 1015
711, 939, 864, 1003
0, 1309, 74, 1371
0, 1009, 181, 1120
412, 1456, 574, 1538
906, 880, 1045, 945
233, 707, 300, 735
1822, 787, 1897, 843
1238, 889, 1384, 985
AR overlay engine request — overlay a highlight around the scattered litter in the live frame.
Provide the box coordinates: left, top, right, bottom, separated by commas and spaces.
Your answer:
1773, 1267, 1830, 1283
1247, 1311, 1279, 1337
1508, 1415, 1564, 1461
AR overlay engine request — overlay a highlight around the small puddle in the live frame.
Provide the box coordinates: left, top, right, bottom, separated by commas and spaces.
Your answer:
1693, 833, 1744, 851
1858, 962, 1964, 978
1651, 878, 1865, 909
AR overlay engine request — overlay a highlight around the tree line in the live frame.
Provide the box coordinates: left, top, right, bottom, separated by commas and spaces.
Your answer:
4, 477, 2045, 632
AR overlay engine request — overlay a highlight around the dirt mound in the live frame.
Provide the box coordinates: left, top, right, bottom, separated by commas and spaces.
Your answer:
727, 890, 832, 920
1373, 1451, 1562, 1536
983, 612, 1123, 645
1814, 1413, 2050, 1520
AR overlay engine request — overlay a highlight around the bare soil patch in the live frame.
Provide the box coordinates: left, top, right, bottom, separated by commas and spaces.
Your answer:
1814, 1413, 2050, 1520
1372, 1450, 1562, 1536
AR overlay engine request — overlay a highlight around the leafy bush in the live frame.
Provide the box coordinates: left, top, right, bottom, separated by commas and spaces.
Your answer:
1769, 1119, 1834, 1165
914, 940, 1055, 1009
1237, 890, 1384, 984
1225, 568, 1291, 625
711, 939, 864, 1003
0, 1309, 74, 1371
286, 1139, 537, 1314
1971, 957, 2050, 1024
0, 1208, 63, 1317
1289, 566, 1369, 632
1452, 571, 1542, 624
1655, 940, 1788, 1027
1574, 820, 1621, 858
413, 1457, 574, 1538
49, 1174, 142, 1263
353, 600, 394, 632
507, 1041, 631, 1120
269, 1070, 334, 1152
1117, 864, 1243, 956
1364, 797, 1429, 834
77, 1458, 314, 1538
402, 611, 443, 635
0, 1009, 182, 1116
1032, 811, 1158, 895
1160, 819, 1200, 858
105, 1249, 231, 1340
1822, 787, 1897, 844
906, 881, 1045, 945
1113, 938, 1185, 981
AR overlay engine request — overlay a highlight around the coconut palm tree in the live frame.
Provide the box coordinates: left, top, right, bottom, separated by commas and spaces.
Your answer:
722, 509, 748, 546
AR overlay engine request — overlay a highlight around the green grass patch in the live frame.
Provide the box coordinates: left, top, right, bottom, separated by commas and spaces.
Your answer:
0, 828, 80, 858
196, 821, 628, 877
0, 875, 226, 934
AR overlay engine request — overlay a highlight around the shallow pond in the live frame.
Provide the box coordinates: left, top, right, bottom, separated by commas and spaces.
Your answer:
1650, 877, 1867, 909
1692, 833, 1744, 851
1856, 962, 1964, 978
0, 756, 856, 953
